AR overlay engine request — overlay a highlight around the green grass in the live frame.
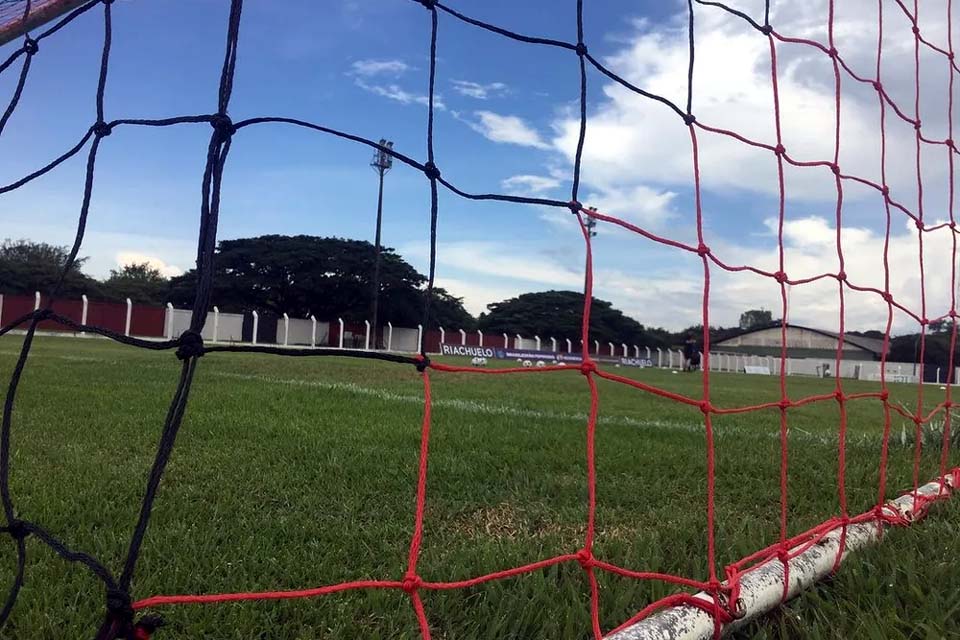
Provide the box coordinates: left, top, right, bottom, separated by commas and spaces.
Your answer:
0, 335, 958, 639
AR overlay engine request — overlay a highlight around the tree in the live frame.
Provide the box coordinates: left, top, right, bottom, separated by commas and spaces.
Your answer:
0, 238, 99, 298
101, 262, 169, 305
478, 290, 668, 347
167, 235, 473, 328
739, 308, 773, 330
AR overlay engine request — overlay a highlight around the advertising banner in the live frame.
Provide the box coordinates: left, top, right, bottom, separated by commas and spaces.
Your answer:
439, 343, 653, 368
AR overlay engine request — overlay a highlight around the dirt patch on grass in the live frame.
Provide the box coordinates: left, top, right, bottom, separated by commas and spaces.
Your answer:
447, 502, 636, 544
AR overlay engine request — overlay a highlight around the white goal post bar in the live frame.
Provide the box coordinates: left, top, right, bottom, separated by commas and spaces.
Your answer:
0, 0, 87, 47
607, 468, 960, 640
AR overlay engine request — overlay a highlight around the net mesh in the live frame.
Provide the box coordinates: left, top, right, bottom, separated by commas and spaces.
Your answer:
1, 0, 959, 638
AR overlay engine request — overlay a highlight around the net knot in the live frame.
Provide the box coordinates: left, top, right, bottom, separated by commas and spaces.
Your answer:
912, 414, 923, 425
880, 389, 890, 401
105, 588, 133, 622
945, 401, 953, 409
950, 52, 956, 61
945, 138, 954, 149
401, 573, 422, 593
699, 400, 713, 414
914, 119, 922, 130
422, 161, 441, 180
575, 42, 588, 56
415, 354, 430, 372
911, 24, 920, 36
1, 519, 29, 540
881, 185, 890, 197
414, 0, 436, 9
915, 218, 925, 231
773, 143, 785, 156
777, 547, 790, 564
567, 200, 582, 215
836, 271, 846, 282
872, 80, 882, 92
102, 0, 116, 4
882, 291, 894, 303
760, 24, 773, 35
34, 307, 54, 321
92, 121, 113, 138
210, 114, 235, 140
778, 398, 791, 411
827, 47, 838, 59
773, 270, 787, 283
950, 308, 958, 318
176, 331, 205, 360
683, 113, 696, 126
829, 162, 840, 176
579, 359, 597, 375
23, 37, 38, 56
835, 390, 845, 403
696, 243, 710, 257
575, 548, 594, 568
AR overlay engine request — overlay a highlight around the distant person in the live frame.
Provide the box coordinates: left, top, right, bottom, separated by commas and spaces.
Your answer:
683, 337, 700, 372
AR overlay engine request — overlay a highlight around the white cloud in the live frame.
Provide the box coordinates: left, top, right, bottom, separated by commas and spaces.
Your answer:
350, 59, 410, 76
469, 111, 550, 149
354, 78, 445, 109
115, 252, 183, 277
501, 174, 562, 194
551, 2, 937, 203
584, 184, 677, 227
451, 80, 508, 99
435, 241, 582, 288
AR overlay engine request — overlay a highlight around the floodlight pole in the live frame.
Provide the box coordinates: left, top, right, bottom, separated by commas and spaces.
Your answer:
370, 138, 393, 349
584, 208, 598, 355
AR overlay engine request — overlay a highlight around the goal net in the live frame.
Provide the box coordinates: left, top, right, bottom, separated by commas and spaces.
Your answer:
1, 1, 959, 639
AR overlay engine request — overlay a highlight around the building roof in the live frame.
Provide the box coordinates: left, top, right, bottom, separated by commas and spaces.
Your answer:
713, 321, 887, 356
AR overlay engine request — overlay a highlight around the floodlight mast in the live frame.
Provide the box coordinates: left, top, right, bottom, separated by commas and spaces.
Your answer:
370, 139, 393, 348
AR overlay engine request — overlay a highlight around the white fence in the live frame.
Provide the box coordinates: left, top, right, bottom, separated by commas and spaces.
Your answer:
152, 304, 958, 385
707, 350, 958, 384
165, 307, 243, 342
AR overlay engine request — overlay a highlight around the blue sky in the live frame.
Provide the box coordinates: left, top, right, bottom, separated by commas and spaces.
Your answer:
1, 0, 957, 332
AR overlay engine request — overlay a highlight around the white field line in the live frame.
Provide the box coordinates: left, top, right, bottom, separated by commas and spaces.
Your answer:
0, 349, 890, 446
205, 371, 883, 447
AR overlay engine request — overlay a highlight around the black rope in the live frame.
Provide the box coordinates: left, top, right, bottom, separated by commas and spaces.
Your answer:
36, 0, 100, 41
0, 42, 31, 137
104, 5, 244, 635
694, 0, 767, 33
0, 128, 93, 194
418, 1, 440, 354
570, 0, 588, 202
205, 344, 421, 366
433, 1, 576, 51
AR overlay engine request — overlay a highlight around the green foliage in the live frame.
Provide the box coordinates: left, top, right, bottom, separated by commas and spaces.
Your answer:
739, 307, 774, 330
0, 238, 99, 298
167, 235, 473, 328
478, 289, 667, 347
100, 262, 169, 305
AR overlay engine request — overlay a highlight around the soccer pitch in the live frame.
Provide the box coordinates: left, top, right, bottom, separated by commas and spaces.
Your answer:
1, 335, 958, 639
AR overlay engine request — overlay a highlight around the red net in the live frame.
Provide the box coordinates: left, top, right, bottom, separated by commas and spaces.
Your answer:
1, 0, 960, 638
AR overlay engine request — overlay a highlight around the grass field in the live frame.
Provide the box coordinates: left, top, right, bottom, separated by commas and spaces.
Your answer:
0, 334, 958, 640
